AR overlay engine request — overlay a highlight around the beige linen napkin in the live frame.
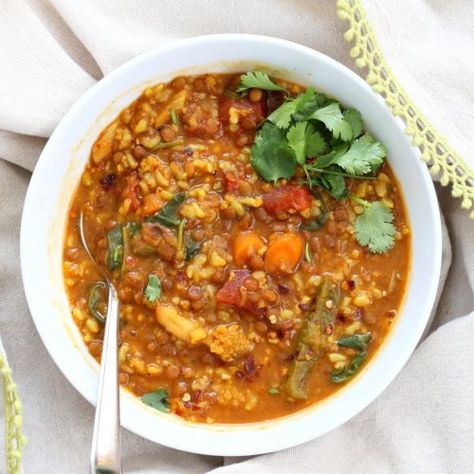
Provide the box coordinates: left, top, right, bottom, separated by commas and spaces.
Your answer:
0, 1, 473, 472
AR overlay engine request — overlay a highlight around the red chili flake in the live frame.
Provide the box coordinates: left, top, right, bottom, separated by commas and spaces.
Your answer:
244, 357, 256, 375
354, 308, 364, 320
325, 324, 334, 335
100, 173, 116, 191
299, 303, 311, 312
234, 370, 244, 379
192, 390, 202, 402
277, 284, 290, 295
336, 313, 346, 324
347, 279, 356, 291
125, 256, 135, 267
276, 328, 285, 339
175, 271, 187, 283
183, 401, 192, 409
286, 354, 295, 361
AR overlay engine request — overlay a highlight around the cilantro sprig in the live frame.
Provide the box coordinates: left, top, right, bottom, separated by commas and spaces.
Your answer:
141, 388, 170, 412
352, 197, 396, 253
238, 70, 396, 254
144, 274, 162, 303
236, 71, 287, 93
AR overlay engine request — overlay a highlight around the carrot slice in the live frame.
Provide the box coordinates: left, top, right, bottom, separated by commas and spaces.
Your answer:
264, 233, 304, 275
233, 232, 266, 266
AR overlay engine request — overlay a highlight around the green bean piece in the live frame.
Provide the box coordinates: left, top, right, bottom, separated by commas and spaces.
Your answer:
284, 276, 340, 399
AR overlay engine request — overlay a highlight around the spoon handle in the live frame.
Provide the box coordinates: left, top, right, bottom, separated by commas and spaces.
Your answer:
90, 284, 121, 474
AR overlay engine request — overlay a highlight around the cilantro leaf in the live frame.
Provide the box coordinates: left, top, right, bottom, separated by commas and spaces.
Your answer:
250, 122, 296, 182
305, 125, 326, 157
142, 388, 170, 413
267, 100, 299, 129
236, 71, 287, 93
282, 121, 326, 167
354, 199, 396, 253
310, 103, 353, 142
313, 143, 349, 169
292, 88, 329, 121
267, 88, 321, 129
343, 108, 363, 138
146, 193, 186, 227
144, 274, 161, 303
287, 121, 308, 165
332, 135, 386, 175
319, 173, 348, 200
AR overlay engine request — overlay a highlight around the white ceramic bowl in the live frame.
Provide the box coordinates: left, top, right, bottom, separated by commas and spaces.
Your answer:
20, 34, 442, 456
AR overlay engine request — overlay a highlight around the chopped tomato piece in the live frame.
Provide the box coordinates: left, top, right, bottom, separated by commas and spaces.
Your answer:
182, 97, 222, 139
122, 172, 140, 212
223, 170, 245, 193
262, 185, 313, 214
216, 269, 251, 306
219, 96, 266, 127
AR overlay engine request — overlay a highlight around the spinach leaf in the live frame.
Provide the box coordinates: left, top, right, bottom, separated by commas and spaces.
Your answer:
121, 222, 140, 273
331, 351, 368, 383
144, 274, 161, 303
146, 193, 186, 227
337, 332, 372, 351
331, 332, 372, 383
142, 388, 170, 413
106, 225, 124, 270
300, 189, 328, 231
185, 237, 201, 261
87, 281, 107, 323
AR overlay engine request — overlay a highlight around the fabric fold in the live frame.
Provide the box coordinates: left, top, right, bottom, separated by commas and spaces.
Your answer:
0, 1, 473, 472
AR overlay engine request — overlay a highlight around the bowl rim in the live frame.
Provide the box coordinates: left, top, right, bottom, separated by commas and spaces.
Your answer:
20, 33, 442, 456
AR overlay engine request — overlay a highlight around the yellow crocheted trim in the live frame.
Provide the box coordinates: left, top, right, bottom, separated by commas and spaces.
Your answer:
0, 354, 26, 474
337, 0, 474, 218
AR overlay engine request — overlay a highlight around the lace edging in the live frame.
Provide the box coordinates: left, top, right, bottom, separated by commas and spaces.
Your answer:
337, 0, 474, 218
1, 354, 26, 474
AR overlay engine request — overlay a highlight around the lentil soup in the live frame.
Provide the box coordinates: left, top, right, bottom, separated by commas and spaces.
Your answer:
63, 72, 410, 423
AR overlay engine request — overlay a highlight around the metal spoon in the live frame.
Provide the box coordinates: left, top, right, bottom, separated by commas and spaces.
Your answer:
79, 212, 122, 474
